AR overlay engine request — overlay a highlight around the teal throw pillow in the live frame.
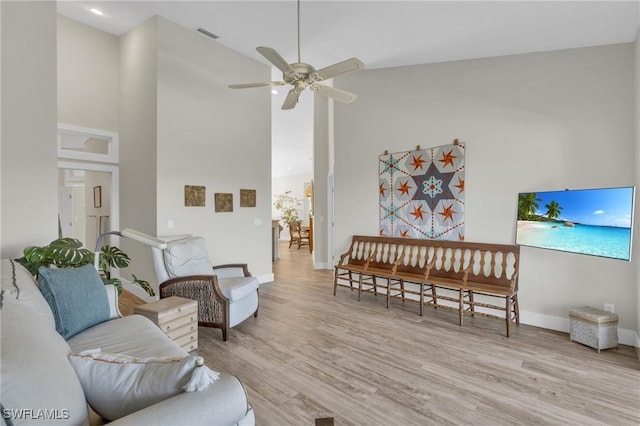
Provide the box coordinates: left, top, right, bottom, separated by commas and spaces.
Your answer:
38, 264, 110, 340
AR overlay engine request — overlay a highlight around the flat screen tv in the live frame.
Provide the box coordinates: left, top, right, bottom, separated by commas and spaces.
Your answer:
516, 187, 635, 261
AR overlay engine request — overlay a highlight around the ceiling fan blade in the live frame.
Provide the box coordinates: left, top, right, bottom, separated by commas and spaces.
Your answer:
282, 88, 302, 110
257, 46, 297, 76
314, 58, 365, 81
311, 84, 357, 104
228, 81, 285, 89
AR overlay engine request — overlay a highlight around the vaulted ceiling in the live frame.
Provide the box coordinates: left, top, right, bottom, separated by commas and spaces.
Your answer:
57, 1, 640, 177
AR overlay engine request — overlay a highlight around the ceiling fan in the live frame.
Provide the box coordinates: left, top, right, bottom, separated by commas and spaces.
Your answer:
228, 0, 365, 110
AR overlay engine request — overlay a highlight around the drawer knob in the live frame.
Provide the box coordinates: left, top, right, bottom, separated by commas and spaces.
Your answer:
190, 316, 195, 322
165, 326, 170, 331
190, 335, 194, 340
178, 308, 182, 312
190, 326, 195, 331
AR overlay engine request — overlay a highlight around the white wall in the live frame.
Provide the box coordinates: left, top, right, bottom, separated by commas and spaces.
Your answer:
155, 17, 272, 282
334, 44, 637, 336
314, 95, 330, 268
119, 17, 159, 286
1, 1, 58, 257
57, 15, 119, 131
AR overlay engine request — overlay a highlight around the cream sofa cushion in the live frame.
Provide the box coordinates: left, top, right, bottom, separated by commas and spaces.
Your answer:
0, 260, 89, 425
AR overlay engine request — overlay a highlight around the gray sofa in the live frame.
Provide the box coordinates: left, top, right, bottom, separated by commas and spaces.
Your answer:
0, 259, 255, 425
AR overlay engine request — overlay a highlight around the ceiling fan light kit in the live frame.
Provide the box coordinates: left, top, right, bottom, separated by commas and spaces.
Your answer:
228, 0, 365, 110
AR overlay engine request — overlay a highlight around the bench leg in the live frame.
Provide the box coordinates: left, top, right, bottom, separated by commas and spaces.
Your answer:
358, 275, 363, 302
386, 278, 390, 308
333, 270, 338, 296
373, 275, 378, 296
348, 271, 354, 291
505, 296, 512, 338
458, 289, 464, 326
400, 280, 405, 302
469, 291, 475, 317
513, 293, 520, 326
431, 285, 438, 309
419, 283, 424, 317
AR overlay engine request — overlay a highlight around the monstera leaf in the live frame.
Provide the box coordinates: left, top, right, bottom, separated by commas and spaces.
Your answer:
48, 238, 93, 267
132, 274, 156, 297
20, 238, 92, 275
99, 245, 131, 270
17, 238, 155, 297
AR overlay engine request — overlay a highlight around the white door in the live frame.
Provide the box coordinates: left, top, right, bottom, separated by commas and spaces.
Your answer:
58, 187, 73, 237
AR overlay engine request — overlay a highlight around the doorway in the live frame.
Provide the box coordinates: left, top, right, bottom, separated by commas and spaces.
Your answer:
57, 167, 115, 250
57, 124, 120, 250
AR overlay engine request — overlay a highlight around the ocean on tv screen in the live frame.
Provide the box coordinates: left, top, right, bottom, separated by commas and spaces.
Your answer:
516, 187, 634, 261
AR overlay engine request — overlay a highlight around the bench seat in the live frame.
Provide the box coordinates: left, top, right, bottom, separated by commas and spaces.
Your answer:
334, 235, 520, 336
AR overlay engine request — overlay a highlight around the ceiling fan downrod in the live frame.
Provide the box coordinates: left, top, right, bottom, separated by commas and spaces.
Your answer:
297, 0, 301, 64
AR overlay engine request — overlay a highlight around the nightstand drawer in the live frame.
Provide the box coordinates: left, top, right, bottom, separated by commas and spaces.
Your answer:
134, 297, 197, 323
165, 322, 197, 340
159, 312, 197, 333
174, 331, 198, 348
181, 340, 198, 352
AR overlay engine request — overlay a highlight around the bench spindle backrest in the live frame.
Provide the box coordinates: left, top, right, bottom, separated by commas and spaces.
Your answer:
345, 236, 519, 290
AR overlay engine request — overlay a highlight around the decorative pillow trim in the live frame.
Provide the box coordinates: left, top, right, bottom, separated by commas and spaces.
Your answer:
1, 260, 21, 309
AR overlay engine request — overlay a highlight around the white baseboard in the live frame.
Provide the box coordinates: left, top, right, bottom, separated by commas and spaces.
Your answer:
519, 310, 637, 347
313, 261, 332, 269
257, 273, 274, 284
335, 283, 638, 347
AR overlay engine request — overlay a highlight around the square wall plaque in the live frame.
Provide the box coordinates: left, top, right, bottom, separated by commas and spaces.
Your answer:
215, 193, 233, 212
240, 189, 256, 207
184, 185, 205, 207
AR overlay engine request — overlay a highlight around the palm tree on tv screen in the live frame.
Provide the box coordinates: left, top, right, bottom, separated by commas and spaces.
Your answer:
544, 200, 563, 220
517, 193, 541, 220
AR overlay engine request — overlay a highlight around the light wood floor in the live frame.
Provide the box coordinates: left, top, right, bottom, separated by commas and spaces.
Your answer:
156, 243, 640, 425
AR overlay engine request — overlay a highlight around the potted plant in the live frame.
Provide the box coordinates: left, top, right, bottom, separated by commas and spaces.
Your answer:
16, 237, 155, 296
273, 191, 302, 226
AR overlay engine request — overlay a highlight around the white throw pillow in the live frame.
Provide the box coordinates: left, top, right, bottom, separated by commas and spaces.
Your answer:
68, 349, 219, 421
163, 236, 214, 278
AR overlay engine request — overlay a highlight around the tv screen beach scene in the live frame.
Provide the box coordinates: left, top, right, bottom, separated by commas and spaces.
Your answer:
516, 187, 634, 261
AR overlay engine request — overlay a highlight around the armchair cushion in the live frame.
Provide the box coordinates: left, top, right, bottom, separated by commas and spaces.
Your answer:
218, 276, 259, 302
163, 237, 213, 278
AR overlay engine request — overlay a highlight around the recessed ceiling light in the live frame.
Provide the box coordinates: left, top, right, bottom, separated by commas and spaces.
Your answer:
89, 7, 105, 16
271, 89, 278, 95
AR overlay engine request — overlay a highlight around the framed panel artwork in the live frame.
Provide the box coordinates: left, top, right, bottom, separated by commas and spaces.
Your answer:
215, 193, 233, 212
185, 185, 206, 207
379, 141, 465, 240
240, 189, 256, 208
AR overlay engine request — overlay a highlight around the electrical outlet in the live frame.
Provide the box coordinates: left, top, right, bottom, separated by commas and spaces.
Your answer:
604, 303, 615, 313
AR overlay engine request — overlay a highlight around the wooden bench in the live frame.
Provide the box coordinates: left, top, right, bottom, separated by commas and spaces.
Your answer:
334, 235, 521, 337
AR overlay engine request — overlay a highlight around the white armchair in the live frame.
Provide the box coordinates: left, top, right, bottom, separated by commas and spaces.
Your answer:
152, 236, 259, 341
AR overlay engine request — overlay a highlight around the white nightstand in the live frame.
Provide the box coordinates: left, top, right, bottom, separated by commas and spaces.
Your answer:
134, 296, 198, 352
